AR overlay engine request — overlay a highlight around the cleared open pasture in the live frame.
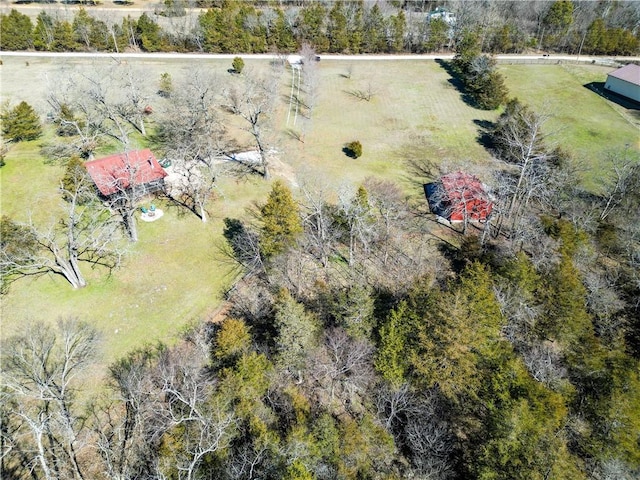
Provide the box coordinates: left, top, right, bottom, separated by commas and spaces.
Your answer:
285, 59, 497, 191
2, 55, 636, 373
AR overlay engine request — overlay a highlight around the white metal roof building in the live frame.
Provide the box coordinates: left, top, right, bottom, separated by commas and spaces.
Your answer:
604, 64, 640, 103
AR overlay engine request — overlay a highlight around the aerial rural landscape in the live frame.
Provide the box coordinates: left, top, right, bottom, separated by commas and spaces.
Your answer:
1, 1, 639, 479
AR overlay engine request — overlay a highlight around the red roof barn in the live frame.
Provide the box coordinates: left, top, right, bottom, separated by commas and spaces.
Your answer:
425, 172, 493, 222
85, 149, 167, 197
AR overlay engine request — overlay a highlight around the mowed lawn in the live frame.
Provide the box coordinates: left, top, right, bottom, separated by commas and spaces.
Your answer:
1, 163, 270, 364
499, 63, 640, 187
2, 55, 635, 374
284, 60, 497, 190
0, 56, 275, 369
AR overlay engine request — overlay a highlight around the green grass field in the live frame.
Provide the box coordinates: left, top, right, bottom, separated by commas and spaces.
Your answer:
2, 56, 638, 374
286, 60, 496, 190
0, 173, 272, 363
500, 63, 640, 187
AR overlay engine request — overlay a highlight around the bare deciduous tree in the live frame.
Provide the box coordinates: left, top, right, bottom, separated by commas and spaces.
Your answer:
1, 169, 124, 289
96, 154, 146, 243
299, 182, 340, 269
1, 319, 99, 480
163, 146, 222, 223
155, 71, 232, 222
90, 345, 163, 480
375, 382, 414, 430
596, 149, 640, 222
491, 101, 556, 239
336, 185, 378, 267
376, 383, 454, 479
154, 342, 237, 480
306, 328, 374, 413
45, 62, 153, 160
225, 277, 274, 326
221, 218, 268, 279
222, 68, 281, 179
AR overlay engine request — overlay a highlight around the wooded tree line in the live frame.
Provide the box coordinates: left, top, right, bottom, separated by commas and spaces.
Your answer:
450, 30, 508, 110
1, 0, 639, 55
2, 155, 639, 478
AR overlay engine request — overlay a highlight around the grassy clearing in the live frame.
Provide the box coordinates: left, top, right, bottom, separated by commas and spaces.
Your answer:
499, 63, 640, 187
1, 173, 271, 366
283, 60, 497, 193
0, 138, 65, 223
2, 56, 633, 375
0, 56, 277, 375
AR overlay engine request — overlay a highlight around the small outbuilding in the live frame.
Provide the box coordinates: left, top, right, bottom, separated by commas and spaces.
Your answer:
85, 149, 167, 198
604, 64, 640, 103
425, 172, 493, 223
427, 7, 456, 25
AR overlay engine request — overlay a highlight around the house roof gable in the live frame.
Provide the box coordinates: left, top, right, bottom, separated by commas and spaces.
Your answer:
85, 149, 167, 196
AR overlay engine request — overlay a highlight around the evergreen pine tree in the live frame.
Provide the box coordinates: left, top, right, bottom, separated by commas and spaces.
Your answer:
452, 30, 481, 75
270, 9, 296, 52
2, 101, 42, 142
232, 56, 244, 74
61, 156, 93, 204
260, 180, 303, 258
375, 301, 412, 387
298, 2, 328, 52
388, 10, 405, 53
347, 0, 364, 53
363, 4, 387, 53
273, 289, 318, 374
137, 13, 163, 52
327, 1, 349, 53
51, 20, 79, 52
0, 9, 33, 50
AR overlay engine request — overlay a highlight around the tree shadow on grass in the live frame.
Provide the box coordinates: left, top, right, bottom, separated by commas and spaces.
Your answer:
438, 234, 498, 274
435, 58, 477, 109
285, 128, 304, 143
473, 118, 496, 152
584, 81, 640, 121
394, 134, 446, 191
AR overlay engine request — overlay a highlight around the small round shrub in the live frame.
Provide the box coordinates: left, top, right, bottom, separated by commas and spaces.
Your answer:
345, 140, 362, 159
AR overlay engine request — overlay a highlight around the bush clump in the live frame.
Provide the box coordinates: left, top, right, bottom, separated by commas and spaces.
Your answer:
232, 57, 245, 74
344, 140, 363, 159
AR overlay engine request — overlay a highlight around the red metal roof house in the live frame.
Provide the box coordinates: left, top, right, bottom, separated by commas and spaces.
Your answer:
85, 149, 167, 197
425, 172, 493, 222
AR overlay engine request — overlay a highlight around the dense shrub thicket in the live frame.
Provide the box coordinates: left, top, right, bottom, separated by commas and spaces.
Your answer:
1, 0, 638, 55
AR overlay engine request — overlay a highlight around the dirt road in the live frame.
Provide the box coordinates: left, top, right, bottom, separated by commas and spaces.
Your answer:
3, 50, 639, 64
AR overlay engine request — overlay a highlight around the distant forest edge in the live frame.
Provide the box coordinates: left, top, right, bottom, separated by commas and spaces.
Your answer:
1, 0, 639, 55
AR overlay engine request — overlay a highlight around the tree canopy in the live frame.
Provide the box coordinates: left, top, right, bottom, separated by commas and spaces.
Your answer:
1, 101, 42, 142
